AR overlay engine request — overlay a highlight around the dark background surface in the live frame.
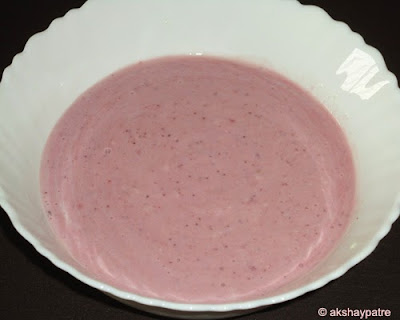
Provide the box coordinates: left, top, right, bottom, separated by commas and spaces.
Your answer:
0, 1, 399, 319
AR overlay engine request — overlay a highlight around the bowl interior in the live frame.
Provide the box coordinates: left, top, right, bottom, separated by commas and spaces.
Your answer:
1, 0, 399, 312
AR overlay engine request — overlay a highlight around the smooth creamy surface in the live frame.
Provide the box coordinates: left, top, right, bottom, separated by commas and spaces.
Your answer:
41, 56, 355, 303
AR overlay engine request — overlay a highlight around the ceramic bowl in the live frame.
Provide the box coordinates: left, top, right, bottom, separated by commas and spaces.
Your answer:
1, 0, 399, 318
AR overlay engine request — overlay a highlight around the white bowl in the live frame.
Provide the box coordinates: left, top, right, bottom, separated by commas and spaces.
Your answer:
1, 0, 399, 318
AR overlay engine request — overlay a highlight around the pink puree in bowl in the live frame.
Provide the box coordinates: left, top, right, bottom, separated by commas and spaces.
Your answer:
41, 56, 355, 303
